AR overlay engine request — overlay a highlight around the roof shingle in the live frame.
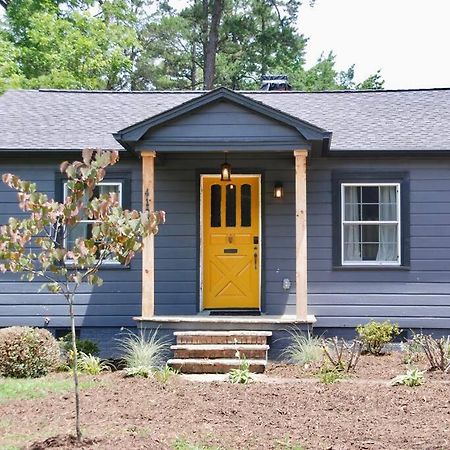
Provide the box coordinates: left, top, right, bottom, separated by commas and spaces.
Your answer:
0, 88, 449, 151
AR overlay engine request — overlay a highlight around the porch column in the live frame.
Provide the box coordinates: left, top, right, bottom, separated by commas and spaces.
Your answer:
294, 150, 308, 320
141, 151, 156, 317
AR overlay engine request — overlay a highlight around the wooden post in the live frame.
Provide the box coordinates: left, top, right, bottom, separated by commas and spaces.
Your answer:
294, 150, 308, 320
141, 151, 156, 317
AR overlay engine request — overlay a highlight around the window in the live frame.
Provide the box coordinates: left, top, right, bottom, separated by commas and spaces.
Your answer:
332, 171, 410, 269
63, 182, 122, 263
341, 183, 400, 265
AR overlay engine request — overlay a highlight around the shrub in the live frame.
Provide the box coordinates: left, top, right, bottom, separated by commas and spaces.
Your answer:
391, 367, 424, 387
356, 320, 401, 355
117, 329, 169, 372
401, 334, 423, 365
414, 334, 450, 372
78, 353, 112, 375
60, 333, 100, 356
281, 329, 324, 367
322, 337, 362, 372
0, 326, 60, 378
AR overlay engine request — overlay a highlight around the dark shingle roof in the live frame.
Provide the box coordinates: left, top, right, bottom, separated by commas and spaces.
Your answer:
0, 88, 449, 151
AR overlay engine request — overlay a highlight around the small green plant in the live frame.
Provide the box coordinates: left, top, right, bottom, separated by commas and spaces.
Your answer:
78, 352, 112, 375
275, 438, 305, 450
118, 329, 169, 374
281, 329, 324, 367
0, 326, 60, 378
401, 334, 423, 365
60, 333, 100, 357
391, 367, 424, 387
356, 320, 401, 355
317, 364, 343, 384
153, 365, 178, 384
228, 352, 253, 384
172, 439, 222, 450
124, 366, 153, 378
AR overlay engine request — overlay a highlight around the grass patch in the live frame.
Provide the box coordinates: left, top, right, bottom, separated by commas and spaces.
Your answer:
173, 438, 224, 450
0, 375, 97, 403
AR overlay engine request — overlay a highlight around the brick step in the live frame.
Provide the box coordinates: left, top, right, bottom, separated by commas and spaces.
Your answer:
168, 358, 267, 374
171, 343, 269, 359
174, 330, 272, 345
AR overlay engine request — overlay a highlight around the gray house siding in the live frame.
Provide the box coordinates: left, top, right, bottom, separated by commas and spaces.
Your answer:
0, 155, 143, 331
2, 152, 450, 340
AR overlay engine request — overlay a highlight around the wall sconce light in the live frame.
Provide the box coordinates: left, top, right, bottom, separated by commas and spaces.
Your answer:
273, 182, 283, 198
220, 153, 231, 181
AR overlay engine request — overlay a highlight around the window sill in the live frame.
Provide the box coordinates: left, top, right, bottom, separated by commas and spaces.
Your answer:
333, 265, 410, 271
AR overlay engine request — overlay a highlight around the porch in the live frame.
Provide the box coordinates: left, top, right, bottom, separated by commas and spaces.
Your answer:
112, 87, 332, 331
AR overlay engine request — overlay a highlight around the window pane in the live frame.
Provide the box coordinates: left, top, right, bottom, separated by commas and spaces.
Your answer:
97, 184, 121, 203
241, 184, 251, 227
361, 186, 378, 203
343, 224, 361, 261
361, 224, 379, 243
361, 243, 378, 261
361, 186, 379, 221
344, 186, 361, 221
226, 184, 236, 227
376, 224, 398, 261
66, 222, 90, 249
210, 184, 221, 227
379, 186, 397, 220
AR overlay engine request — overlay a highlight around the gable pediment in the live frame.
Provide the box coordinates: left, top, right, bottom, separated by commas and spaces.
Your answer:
114, 87, 331, 153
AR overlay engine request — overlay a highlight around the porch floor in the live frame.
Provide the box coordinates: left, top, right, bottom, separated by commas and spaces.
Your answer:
134, 314, 316, 331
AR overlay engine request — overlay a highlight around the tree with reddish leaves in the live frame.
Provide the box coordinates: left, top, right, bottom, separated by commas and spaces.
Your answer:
0, 149, 164, 441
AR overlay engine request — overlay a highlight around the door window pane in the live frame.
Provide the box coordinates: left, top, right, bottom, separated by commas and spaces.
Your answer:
226, 184, 236, 227
241, 184, 251, 227
210, 184, 221, 227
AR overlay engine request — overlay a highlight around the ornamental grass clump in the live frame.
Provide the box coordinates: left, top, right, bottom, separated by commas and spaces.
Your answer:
356, 320, 401, 355
281, 329, 324, 367
117, 329, 170, 377
0, 326, 60, 378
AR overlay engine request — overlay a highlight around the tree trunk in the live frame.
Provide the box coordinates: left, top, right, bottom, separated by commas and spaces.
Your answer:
203, 0, 224, 90
191, 44, 197, 89
69, 296, 82, 442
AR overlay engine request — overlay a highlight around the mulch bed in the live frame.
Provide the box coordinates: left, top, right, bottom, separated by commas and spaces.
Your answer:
1, 352, 450, 450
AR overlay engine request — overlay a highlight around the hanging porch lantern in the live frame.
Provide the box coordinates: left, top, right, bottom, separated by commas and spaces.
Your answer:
220, 153, 231, 181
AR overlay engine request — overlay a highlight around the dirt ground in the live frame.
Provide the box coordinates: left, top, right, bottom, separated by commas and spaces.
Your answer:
1, 352, 450, 450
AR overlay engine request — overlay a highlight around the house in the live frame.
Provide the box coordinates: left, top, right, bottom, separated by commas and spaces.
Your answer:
1, 86, 450, 368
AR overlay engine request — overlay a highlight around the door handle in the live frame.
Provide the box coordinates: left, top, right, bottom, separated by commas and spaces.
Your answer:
254, 252, 257, 270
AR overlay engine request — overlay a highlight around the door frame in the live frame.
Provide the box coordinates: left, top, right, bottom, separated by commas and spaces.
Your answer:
199, 174, 262, 311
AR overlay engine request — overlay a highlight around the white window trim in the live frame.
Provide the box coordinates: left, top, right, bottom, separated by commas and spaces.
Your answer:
341, 182, 401, 266
63, 181, 123, 265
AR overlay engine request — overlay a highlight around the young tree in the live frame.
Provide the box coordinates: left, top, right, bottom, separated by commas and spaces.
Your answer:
0, 150, 164, 441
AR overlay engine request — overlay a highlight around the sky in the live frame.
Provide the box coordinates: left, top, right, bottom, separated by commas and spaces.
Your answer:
298, 0, 450, 89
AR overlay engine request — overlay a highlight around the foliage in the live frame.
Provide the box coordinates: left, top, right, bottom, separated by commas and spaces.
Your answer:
356, 321, 401, 355
0, 327, 60, 378
228, 352, 253, 384
117, 329, 170, 373
401, 334, 423, 365
322, 337, 362, 372
0, 376, 97, 403
317, 364, 343, 384
1, 0, 141, 90
0, 0, 384, 91
391, 367, 424, 387
77, 352, 112, 375
281, 329, 323, 367
153, 365, 178, 384
413, 334, 450, 372
0, 149, 164, 441
61, 333, 100, 357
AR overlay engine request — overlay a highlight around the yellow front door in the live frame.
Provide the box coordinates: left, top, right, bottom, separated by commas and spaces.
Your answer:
202, 175, 260, 309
